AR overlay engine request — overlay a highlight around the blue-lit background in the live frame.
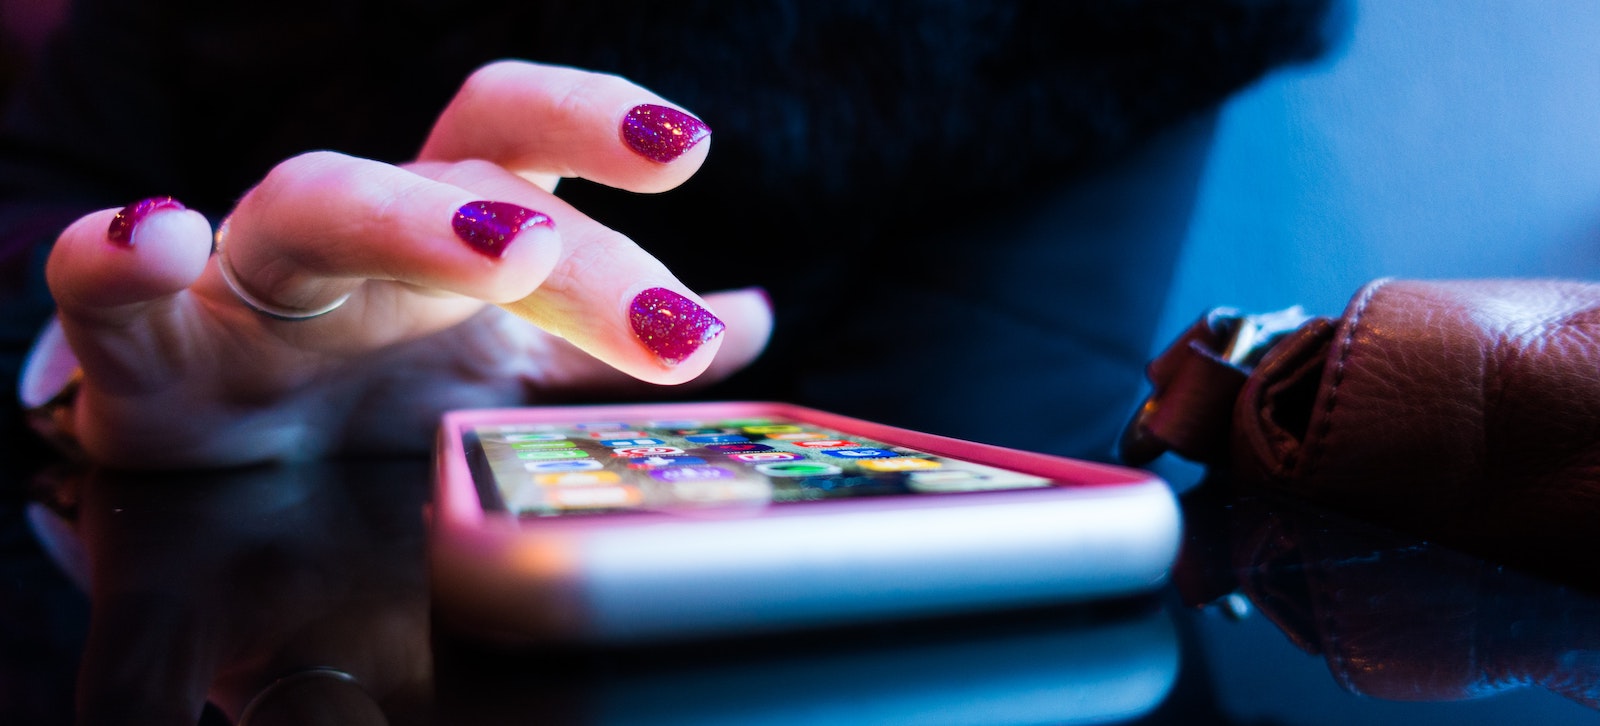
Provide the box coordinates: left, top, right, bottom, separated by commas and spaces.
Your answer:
1156, 0, 1600, 341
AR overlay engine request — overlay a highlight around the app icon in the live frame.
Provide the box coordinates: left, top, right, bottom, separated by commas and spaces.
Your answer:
575, 422, 630, 431
509, 440, 577, 450
794, 439, 858, 449
705, 443, 774, 453
524, 459, 604, 473
684, 434, 750, 444
598, 437, 666, 448
729, 451, 805, 463
821, 448, 898, 459
648, 466, 737, 483
550, 485, 642, 510
502, 432, 567, 442
516, 448, 592, 461
648, 420, 706, 429
671, 427, 729, 436
495, 423, 556, 433
756, 462, 842, 477
719, 418, 774, 427
858, 457, 943, 472
591, 430, 648, 440
741, 424, 802, 435
626, 456, 707, 469
612, 446, 685, 457
535, 471, 622, 487
769, 432, 828, 441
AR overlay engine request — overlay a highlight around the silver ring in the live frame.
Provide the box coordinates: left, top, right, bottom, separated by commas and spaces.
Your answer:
215, 221, 352, 321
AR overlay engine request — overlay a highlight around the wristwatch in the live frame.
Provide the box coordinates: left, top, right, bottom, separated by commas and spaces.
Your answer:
18, 316, 85, 458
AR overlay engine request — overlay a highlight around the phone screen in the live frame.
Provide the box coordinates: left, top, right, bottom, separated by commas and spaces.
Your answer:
463, 415, 1055, 517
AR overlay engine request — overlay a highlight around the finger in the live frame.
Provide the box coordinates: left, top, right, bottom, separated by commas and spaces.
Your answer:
526, 287, 773, 394
47, 198, 212, 324
419, 60, 711, 193
407, 159, 746, 385
213, 151, 563, 338
45, 198, 215, 392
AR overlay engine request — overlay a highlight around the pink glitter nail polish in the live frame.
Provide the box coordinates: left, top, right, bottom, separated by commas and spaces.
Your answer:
629, 287, 726, 365
621, 105, 711, 163
107, 196, 185, 246
452, 201, 553, 259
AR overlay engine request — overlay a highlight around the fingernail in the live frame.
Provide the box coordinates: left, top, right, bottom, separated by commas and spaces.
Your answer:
621, 104, 711, 163
629, 287, 726, 365
107, 196, 185, 246
452, 201, 553, 259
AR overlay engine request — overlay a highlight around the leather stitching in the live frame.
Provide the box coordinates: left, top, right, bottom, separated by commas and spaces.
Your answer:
1301, 278, 1389, 483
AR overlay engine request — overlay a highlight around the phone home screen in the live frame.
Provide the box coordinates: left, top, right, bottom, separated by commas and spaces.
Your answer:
466, 416, 1053, 517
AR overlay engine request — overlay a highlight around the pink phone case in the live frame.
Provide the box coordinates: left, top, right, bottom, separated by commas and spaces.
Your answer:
432, 402, 1180, 644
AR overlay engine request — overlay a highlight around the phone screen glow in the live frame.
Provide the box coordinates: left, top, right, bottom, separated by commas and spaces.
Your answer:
466, 416, 1053, 517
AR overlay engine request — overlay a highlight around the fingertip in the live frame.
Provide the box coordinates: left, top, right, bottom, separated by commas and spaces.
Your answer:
49, 204, 213, 315
618, 103, 712, 192
423, 61, 712, 194
627, 286, 727, 369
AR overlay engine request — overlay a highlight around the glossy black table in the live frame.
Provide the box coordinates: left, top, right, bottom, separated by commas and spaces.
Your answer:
3, 458, 1597, 725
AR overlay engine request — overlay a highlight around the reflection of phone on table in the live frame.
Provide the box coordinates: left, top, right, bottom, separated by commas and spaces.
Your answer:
431, 402, 1180, 644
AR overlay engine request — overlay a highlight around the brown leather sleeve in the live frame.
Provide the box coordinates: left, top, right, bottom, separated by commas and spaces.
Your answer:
1135, 278, 1600, 562
1236, 280, 1600, 476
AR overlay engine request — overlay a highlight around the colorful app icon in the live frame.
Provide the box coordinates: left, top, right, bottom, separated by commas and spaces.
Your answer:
534, 471, 622, 487
549, 485, 642, 510
729, 451, 805, 463
719, 418, 774, 427
756, 462, 842, 477
671, 427, 729, 436
612, 446, 685, 457
598, 437, 666, 448
648, 466, 738, 483
626, 456, 707, 469
495, 424, 556, 433
575, 422, 630, 431
647, 420, 706, 429
684, 434, 750, 444
502, 432, 567, 442
705, 443, 774, 453
523, 459, 604, 473
794, 439, 858, 449
741, 424, 802, 435
858, 457, 943, 472
516, 448, 592, 461
509, 440, 577, 450
769, 432, 828, 441
821, 448, 898, 459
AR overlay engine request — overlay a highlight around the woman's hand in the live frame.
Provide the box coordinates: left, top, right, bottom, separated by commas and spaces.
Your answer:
41, 61, 771, 467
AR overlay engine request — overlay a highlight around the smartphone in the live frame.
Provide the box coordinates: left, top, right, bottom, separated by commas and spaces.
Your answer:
431, 402, 1180, 644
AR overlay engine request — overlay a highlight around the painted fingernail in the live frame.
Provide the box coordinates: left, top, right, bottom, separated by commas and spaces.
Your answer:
107, 196, 185, 246
621, 104, 711, 163
629, 287, 726, 366
452, 201, 553, 259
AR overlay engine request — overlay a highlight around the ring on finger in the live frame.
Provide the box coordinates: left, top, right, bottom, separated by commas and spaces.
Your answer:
214, 221, 352, 321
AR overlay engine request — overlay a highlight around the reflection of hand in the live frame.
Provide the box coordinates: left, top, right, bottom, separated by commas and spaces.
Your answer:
42, 61, 772, 467
59, 462, 434, 725
1199, 495, 1600, 710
